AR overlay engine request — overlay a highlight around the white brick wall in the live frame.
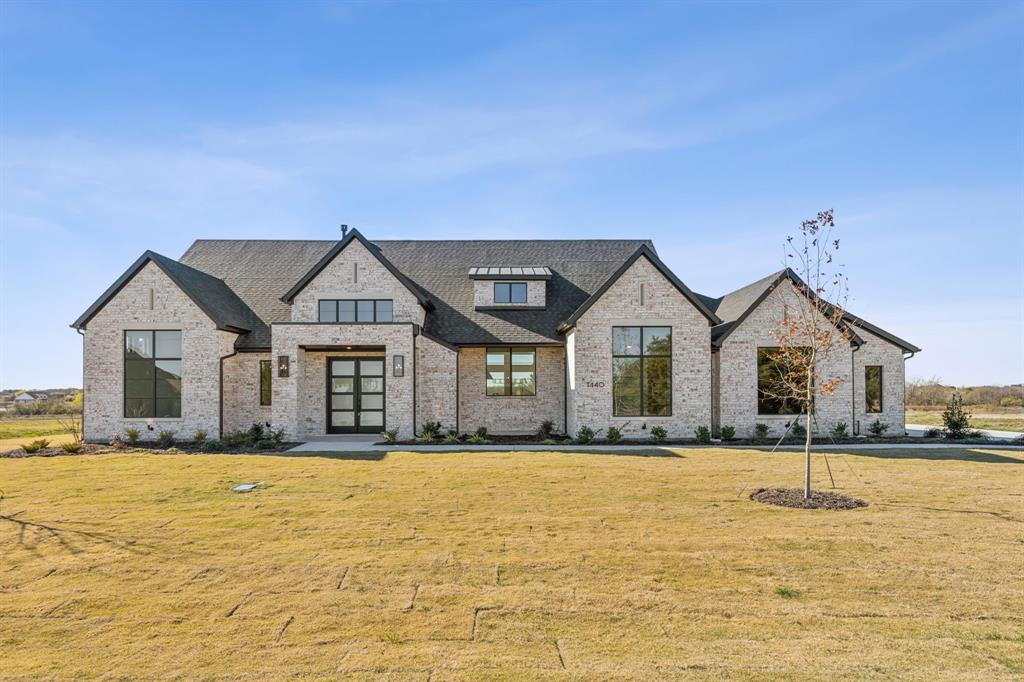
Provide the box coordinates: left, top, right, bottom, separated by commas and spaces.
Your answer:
82, 262, 234, 442
291, 239, 425, 326
567, 257, 712, 439
458, 347, 565, 435
416, 335, 458, 431
851, 327, 907, 435
222, 352, 273, 435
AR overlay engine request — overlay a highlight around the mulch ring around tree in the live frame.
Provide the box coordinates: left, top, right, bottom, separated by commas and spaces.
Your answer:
750, 487, 868, 510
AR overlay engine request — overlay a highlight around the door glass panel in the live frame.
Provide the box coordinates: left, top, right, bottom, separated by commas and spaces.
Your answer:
359, 411, 383, 426
331, 411, 355, 427
331, 360, 355, 376
361, 394, 383, 409
360, 360, 384, 376
361, 377, 384, 393
332, 377, 354, 393
331, 394, 354, 410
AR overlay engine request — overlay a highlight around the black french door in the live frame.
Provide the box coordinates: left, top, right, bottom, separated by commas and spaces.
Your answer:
327, 357, 386, 434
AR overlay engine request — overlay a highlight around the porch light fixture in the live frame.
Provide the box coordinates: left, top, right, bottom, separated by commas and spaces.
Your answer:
277, 355, 290, 378
393, 355, 404, 377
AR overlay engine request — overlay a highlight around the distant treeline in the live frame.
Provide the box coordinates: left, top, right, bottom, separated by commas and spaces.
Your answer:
907, 380, 1024, 408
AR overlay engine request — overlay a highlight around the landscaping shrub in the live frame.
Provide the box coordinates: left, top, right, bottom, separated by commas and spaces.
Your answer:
468, 432, 489, 444
831, 421, 849, 438
720, 425, 736, 441
575, 425, 595, 444
649, 426, 667, 443
475, 426, 488, 439
255, 439, 277, 450
753, 423, 769, 439
20, 438, 50, 453
125, 428, 140, 445
269, 428, 285, 444
538, 420, 555, 438
381, 429, 398, 444
442, 432, 461, 444
942, 392, 971, 439
541, 438, 556, 445
110, 435, 127, 450
157, 430, 176, 448
789, 421, 806, 438
60, 441, 83, 453
867, 419, 889, 437
247, 422, 266, 443
694, 426, 711, 444
224, 430, 251, 448
193, 429, 208, 444
605, 425, 622, 443
419, 421, 442, 440
924, 427, 943, 439
199, 439, 223, 452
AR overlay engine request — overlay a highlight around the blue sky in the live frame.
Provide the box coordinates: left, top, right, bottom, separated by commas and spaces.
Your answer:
1, 0, 1022, 389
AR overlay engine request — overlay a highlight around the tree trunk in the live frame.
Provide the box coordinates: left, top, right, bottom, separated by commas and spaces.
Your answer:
804, 411, 812, 499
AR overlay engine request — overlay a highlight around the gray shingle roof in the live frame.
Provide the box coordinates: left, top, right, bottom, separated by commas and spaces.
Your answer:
72, 251, 263, 339
180, 238, 656, 347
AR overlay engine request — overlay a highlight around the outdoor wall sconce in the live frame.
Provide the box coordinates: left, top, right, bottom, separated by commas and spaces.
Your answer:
277, 355, 290, 378
393, 355, 404, 377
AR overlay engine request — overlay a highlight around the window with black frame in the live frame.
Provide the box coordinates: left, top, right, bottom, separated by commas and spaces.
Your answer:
494, 282, 528, 304
756, 346, 812, 415
318, 299, 394, 322
124, 330, 182, 418
260, 359, 272, 406
865, 365, 883, 413
612, 326, 672, 416
485, 347, 536, 396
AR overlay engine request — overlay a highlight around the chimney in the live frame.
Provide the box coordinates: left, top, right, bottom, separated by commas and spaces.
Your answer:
340, 224, 349, 238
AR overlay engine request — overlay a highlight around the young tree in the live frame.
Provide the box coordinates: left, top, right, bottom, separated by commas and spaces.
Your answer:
760, 210, 853, 498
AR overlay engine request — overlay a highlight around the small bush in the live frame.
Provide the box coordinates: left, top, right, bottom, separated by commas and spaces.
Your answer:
694, 426, 711, 444
561, 437, 573, 445
192, 429, 208, 444
60, 441, 83, 453
720, 425, 736, 441
443, 432, 461, 444
224, 431, 250, 448
541, 438, 556, 445
381, 429, 398, 444
125, 428, 140, 445
467, 432, 489, 444
157, 430, 176, 448
110, 435, 127, 450
538, 420, 555, 438
999, 395, 1023, 408
575, 425, 595, 444
831, 421, 849, 438
247, 422, 266, 443
255, 439, 277, 450
867, 419, 889, 437
650, 425, 667, 443
942, 392, 971, 439
753, 423, 769, 440
789, 421, 806, 438
269, 428, 285, 444
199, 439, 223, 452
20, 438, 50, 453
419, 421, 442, 440
774, 585, 800, 599
924, 427, 943, 439
475, 426, 488, 439
606, 425, 622, 443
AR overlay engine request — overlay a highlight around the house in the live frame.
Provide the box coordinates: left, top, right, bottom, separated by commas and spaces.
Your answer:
71, 230, 920, 443
14, 393, 38, 403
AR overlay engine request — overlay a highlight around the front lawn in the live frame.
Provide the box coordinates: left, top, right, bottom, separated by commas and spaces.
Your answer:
2, 447, 1022, 678
907, 408, 1024, 432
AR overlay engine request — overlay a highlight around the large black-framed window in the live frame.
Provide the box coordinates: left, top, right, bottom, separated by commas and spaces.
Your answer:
612, 326, 672, 416
485, 347, 536, 396
494, 282, 527, 304
756, 346, 812, 415
318, 299, 394, 322
124, 330, 181, 418
865, 365, 883, 413
260, 359, 272, 406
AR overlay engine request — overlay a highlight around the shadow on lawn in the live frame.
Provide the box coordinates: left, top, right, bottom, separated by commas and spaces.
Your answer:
839, 448, 1023, 465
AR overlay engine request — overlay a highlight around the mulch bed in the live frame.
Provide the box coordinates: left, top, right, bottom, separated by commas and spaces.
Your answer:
1, 443, 110, 459
750, 487, 868, 510
1, 442, 299, 458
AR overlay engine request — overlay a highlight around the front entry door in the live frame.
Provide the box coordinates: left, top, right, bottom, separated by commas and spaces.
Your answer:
327, 357, 386, 434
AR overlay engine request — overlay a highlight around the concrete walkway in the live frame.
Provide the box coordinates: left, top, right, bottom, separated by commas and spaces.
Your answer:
906, 423, 1023, 441
287, 438, 1023, 454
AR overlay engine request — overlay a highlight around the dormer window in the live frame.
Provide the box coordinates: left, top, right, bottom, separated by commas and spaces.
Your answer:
494, 282, 527, 304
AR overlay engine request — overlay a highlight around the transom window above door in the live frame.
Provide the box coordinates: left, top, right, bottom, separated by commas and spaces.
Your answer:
318, 299, 394, 322
494, 282, 527, 304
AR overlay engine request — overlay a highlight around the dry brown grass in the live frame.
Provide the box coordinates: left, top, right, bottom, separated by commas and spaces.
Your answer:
2, 447, 1023, 680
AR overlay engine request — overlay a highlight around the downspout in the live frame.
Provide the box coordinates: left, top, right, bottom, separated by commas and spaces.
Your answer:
219, 348, 238, 439
455, 349, 460, 434
77, 328, 86, 441
851, 343, 859, 435
412, 325, 418, 438
563, 345, 568, 436
902, 351, 916, 434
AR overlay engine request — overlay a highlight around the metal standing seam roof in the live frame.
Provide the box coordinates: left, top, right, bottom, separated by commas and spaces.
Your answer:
468, 266, 553, 279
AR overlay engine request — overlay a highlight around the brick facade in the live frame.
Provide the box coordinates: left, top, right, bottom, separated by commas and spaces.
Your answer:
221, 352, 273, 435
458, 346, 565, 435
416, 335, 458, 431
472, 279, 546, 308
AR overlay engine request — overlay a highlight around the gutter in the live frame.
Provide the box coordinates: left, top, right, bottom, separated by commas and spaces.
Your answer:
219, 347, 238, 439
851, 343, 860, 435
